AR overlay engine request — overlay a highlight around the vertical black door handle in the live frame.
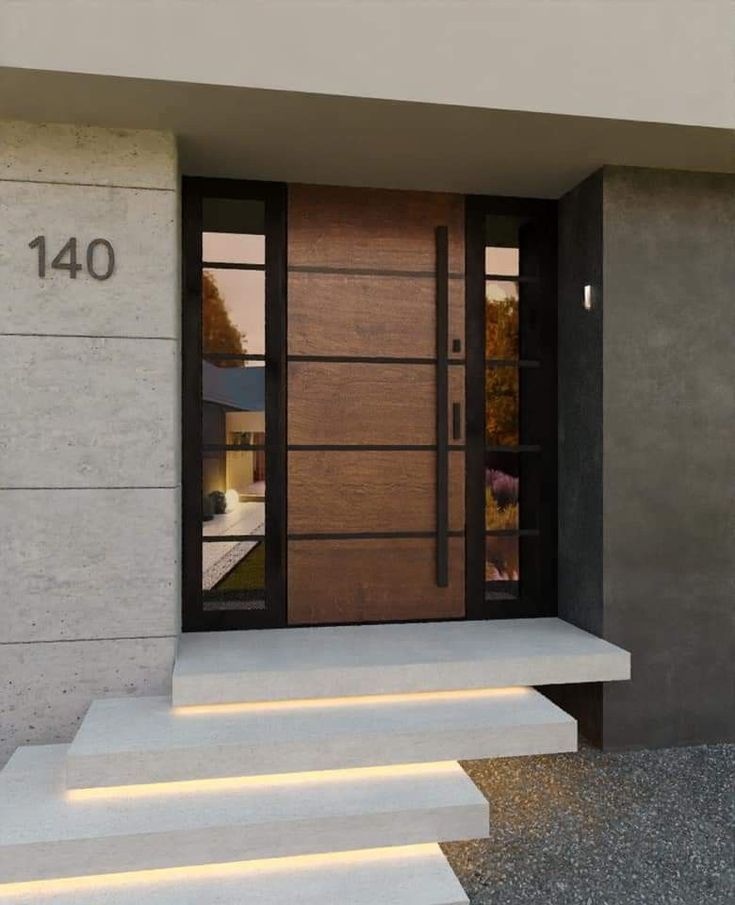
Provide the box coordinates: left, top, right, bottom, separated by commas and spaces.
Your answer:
435, 225, 449, 588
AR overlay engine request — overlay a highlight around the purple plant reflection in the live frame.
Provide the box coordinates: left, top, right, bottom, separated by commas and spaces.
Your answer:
487, 469, 519, 509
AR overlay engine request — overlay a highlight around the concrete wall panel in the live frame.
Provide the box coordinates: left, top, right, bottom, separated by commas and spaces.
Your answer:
0, 121, 176, 189
0, 122, 180, 766
0, 335, 178, 488
1, 488, 179, 643
0, 637, 176, 767
0, 180, 178, 337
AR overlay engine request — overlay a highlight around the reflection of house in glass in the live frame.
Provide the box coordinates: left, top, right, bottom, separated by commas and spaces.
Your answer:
201, 360, 265, 604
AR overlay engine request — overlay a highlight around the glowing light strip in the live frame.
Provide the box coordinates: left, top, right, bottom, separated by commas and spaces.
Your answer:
0, 843, 440, 898
66, 760, 460, 801
173, 685, 531, 716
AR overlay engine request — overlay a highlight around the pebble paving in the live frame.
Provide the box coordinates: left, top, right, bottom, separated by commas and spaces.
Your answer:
443, 743, 734, 905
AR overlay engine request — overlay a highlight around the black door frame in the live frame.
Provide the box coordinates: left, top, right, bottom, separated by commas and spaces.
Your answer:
181, 176, 287, 631
464, 195, 558, 619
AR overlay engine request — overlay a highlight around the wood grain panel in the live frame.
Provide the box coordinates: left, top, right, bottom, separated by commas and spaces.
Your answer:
288, 538, 465, 624
289, 450, 464, 533
288, 185, 464, 273
288, 273, 464, 359
288, 363, 465, 446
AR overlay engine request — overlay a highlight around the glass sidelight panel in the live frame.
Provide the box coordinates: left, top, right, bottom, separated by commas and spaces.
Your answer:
202, 269, 265, 357
202, 232, 265, 265
485, 365, 545, 448
485, 450, 541, 531
202, 363, 266, 433
485, 281, 519, 359
485, 246, 519, 276
484, 214, 540, 279
202, 453, 265, 528
484, 535, 540, 604
202, 197, 265, 258
467, 199, 556, 619
199, 194, 267, 586
485, 365, 518, 447
202, 539, 266, 610
485, 452, 519, 531
182, 178, 286, 631
485, 535, 518, 586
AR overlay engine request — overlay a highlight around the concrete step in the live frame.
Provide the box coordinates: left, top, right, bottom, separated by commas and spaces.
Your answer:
173, 617, 630, 706
0, 746, 487, 884
0, 844, 468, 905
66, 687, 576, 789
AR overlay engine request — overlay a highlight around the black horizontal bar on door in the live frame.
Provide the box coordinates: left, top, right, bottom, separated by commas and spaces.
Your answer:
203, 445, 266, 451
486, 444, 541, 453
204, 353, 266, 361
289, 265, 464, 280
486, 359, 540, 368
202, 535, 265, 542
288, 530, 465, 541
484, 273, 540, 282
288, 444, 466, 452
289, 355, 466, 366
203, 261, 265, 271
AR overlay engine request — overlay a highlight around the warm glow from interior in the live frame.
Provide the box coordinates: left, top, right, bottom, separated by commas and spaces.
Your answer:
66, 760, 461, 801
173, 685, 531, 716
0, 844, 440, 897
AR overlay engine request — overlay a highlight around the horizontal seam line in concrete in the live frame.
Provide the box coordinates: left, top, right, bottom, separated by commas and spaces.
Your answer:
1, 635, 178, 646
0, 177, 176, 192
0, 485, 180, 491
0, 333, 178, 341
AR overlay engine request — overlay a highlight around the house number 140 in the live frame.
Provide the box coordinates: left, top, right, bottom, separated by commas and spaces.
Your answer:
28, 236, 115, 281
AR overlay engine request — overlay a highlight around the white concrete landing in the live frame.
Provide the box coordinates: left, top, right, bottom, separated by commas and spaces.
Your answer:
0, 844, 467, 905
66, 687, 576, 788
173, 617, 631, 706
0, 746, 487, 884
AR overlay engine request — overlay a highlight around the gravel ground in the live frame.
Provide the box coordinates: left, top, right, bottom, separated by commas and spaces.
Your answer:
443, 743, 734, 905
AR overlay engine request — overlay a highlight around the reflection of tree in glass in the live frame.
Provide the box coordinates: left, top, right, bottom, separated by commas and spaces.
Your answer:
486, 294, 518, 446
203, 270, 247, 365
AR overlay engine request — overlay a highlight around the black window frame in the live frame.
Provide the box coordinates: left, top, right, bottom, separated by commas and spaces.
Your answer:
181, 177, 287, 631
465, 195, 558, 619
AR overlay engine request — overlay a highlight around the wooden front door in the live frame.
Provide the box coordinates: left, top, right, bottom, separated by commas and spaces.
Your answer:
286, 185, 466, 625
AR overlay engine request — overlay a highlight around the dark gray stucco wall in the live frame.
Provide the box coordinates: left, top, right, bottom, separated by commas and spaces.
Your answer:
601, 166, 735, 748
554, 171, 605, 745
557, 166, 735, 749
558, 171, 604, 635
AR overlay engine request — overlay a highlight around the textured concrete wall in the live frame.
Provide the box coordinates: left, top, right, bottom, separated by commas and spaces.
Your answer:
0, 122, 180, 765
601, 167, 735, 748
558, 166, 735, 748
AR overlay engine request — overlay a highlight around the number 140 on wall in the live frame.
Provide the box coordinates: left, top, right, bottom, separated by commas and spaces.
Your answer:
29, 236, 115, 281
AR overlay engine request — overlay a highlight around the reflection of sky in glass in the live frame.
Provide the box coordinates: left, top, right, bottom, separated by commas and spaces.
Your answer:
203, 234, 265, 355
485, 247, 519, 276
203, 232, 264, 264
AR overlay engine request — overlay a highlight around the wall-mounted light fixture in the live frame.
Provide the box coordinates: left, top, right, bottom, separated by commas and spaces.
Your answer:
583, 284, 594, 311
